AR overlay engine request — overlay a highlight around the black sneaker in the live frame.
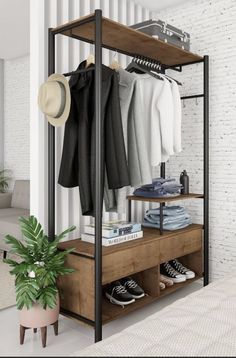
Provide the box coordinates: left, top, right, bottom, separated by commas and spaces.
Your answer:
169, 259, 195, 280
120, 277, 145, 299
160, 262, 186, 283
105, 281, 135, 306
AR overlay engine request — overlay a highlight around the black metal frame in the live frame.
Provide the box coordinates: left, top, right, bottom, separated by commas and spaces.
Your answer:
47, 9, 209, 342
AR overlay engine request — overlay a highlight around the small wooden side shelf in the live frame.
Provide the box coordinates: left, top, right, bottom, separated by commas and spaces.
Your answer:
127, 193, 204, 203
58, 224, 203, 325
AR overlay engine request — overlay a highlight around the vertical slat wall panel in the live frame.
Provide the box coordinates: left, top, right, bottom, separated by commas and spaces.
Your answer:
133, 3, 143, 224
31, 0, 152, 239
57, 0, 70, 234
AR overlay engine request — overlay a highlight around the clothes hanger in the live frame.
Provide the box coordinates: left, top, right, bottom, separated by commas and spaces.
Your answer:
110, 50, 121, 70
86, 54, 95, 68
126, 57, 164, 81
148, 60, 182, 86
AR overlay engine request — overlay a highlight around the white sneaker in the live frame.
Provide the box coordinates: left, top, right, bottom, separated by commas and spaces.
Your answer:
169, 259, 195, 280
160, 262, 186, 283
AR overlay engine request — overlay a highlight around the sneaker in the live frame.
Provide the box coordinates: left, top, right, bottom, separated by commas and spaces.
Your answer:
160, 262, 186, 283
159, 281, 166, 291
105, 281, 135, 306
160, 274, 174, 287
169, 259, 195, 280
120, 277, 145, 299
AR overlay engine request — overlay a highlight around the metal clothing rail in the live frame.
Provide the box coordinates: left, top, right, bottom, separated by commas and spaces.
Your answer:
48, 9, 209, 343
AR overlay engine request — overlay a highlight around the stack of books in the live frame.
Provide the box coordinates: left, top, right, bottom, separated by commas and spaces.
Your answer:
81, 221, 143, 246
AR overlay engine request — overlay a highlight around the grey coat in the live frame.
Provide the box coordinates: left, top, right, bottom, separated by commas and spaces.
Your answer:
105, 68, 152, 213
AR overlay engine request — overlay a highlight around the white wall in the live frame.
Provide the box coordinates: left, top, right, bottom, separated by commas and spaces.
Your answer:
156, 0, 236, 280
4, 55, 30, 189
0, 59, 3, 168
30, 0, 155, 238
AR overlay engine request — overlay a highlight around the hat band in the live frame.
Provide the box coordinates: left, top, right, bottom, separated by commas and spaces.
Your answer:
55, 82, 66, 118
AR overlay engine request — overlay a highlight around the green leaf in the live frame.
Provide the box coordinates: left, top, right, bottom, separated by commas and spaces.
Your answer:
55, 226, 76, 242
5, 235, 31, 260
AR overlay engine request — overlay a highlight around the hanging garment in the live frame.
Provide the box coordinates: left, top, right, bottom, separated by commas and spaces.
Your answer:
132, 73, 174, 166
171, 80, 182, 154
104, 68, 153, 213
58, 61, 130, 216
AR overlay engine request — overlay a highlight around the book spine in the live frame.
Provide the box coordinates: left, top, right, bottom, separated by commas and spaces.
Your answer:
81, 231, 143, 246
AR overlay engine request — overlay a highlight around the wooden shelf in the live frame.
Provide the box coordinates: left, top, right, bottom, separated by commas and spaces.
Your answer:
160, 275, 202, 298
102, 275, 202, 324
127, 193, 204, 203
52, 13, 202, 66
58, 224, 203, 259
102, 294, 156, 324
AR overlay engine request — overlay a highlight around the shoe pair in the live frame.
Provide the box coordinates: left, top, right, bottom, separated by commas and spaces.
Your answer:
160, 259, 195, 283
159, 274, 174, 290
105, 277, 145, 306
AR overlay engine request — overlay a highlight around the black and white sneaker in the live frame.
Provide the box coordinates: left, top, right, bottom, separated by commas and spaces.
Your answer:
169, 259, 195, 280
160, 262, 186, 283
120, 277, 145, 299
105, 281, 135, 306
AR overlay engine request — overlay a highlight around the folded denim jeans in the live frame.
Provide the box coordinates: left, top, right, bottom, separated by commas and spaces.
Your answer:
133, 177, 182, 198
133, 188, 180, 198
145, 213, 191, 225
146, 206, 186, 216
143, 218, 192, 230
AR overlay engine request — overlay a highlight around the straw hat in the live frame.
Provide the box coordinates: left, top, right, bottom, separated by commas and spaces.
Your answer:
38, 74, 71, 127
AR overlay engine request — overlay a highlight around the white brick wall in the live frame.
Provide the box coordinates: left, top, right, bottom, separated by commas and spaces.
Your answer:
157, 0, 236, 280
4, 55, 30, 190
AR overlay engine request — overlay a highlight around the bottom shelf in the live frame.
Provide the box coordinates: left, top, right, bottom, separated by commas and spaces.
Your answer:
102, 294, 156, 324
102, 275, 202, 324
160, 275, 202, 298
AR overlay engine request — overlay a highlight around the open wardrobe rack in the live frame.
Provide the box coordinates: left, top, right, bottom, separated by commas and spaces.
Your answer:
48, 9, 209, 343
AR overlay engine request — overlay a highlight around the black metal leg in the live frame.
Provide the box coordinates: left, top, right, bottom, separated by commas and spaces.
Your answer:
94, 9, 103, 343
3, 251, 7, 259
203, 55, 209, 286
128, 200, 131, 222
159, 203, 164, 235
48, 28, 55, 242
160, 163, 165, 179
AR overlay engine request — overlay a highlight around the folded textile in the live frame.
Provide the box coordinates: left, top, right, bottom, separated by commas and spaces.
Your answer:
143, 218, 192, 230
143, 205, 192, 230
133, 177, 182, 198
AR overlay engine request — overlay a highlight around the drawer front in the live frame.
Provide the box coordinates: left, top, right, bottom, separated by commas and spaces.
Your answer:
160, 228, 202, 263
58, 255, 95, 321
102, 241, 159, 284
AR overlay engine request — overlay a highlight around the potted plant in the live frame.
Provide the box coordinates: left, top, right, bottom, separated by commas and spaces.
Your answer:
4, 215, 75, 347
0, 169, 11, 193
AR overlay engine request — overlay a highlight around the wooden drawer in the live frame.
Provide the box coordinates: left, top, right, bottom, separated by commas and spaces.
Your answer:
102, 240, 160, 284
159, 228, 202, 263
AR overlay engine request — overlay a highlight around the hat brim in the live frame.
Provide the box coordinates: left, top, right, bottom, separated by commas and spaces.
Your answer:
45, 73, 71, 127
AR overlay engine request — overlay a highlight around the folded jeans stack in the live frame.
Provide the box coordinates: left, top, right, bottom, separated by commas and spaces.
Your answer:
143, 205, 192, 230
133, 178, 182, 198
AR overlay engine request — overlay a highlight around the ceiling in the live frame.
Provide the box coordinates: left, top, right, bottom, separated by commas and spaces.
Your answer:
134, 0, 188, 11
0, 0, 29, 59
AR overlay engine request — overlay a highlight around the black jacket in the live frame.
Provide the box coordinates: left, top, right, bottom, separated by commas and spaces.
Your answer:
58, 61, 130, 216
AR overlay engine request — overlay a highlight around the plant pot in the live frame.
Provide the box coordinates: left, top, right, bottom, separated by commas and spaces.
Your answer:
19, 295, 60, 329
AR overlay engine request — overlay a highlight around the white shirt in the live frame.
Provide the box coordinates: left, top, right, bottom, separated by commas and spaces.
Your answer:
171, 80, 182, 154
133, 73, 174, 166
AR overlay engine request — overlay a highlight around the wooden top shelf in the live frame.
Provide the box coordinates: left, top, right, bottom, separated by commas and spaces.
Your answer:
127, 193, 204, 203
58, 224, 203, 259
52, 13, 203, 66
